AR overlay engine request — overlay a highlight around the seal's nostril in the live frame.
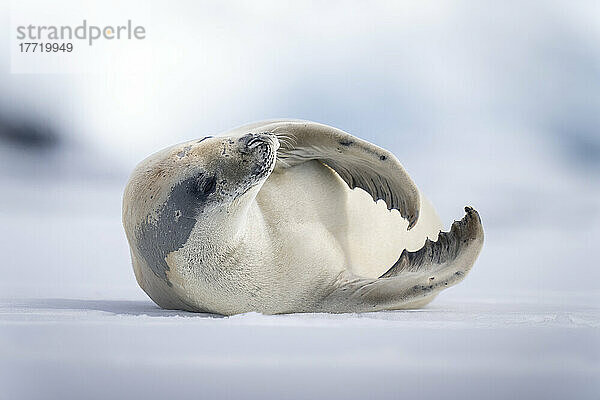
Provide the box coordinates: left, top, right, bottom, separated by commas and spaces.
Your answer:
239, 133, 275, 152
247, 137, 264, 148
238, 133, 257, 153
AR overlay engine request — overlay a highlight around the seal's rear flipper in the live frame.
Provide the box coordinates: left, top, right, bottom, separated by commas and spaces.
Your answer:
318, 207, 484, 313
249, 120, 420, 229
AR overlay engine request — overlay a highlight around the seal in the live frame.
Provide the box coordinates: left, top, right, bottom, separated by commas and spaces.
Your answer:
122, 120, 484, 314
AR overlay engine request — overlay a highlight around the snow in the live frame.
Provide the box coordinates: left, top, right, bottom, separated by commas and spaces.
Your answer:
1, 294, 598, 400
0, 179, 598, 400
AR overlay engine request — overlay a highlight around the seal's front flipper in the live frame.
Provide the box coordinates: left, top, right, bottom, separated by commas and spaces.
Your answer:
318, 207, 484, 313
249, 120, 420, 229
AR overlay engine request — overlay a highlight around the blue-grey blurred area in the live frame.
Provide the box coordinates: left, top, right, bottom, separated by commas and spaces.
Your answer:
1, 1, 598, 296
1, 2, 599, 400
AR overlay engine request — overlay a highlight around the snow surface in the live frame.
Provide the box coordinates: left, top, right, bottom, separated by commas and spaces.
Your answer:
1, 294, 598, 400
0, 179, 598, 400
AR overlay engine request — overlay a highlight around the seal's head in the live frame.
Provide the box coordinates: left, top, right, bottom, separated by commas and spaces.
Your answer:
122, 131, 279, 286
124, 131, 279, 221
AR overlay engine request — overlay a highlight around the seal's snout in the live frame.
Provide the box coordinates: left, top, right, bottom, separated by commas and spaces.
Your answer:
238, 132, 279, 153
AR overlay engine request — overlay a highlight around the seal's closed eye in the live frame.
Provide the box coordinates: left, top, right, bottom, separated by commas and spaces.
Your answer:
190, 175, 217, 200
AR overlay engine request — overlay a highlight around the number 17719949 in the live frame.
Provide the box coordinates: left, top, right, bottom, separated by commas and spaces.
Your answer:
19, 42, 73, 52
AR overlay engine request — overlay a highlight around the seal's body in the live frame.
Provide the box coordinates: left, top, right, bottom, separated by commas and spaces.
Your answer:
123, 120, 483, 315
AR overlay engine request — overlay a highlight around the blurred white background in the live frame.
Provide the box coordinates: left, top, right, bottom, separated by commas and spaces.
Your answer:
0, 1, 598, 399
1, 0, 598, 296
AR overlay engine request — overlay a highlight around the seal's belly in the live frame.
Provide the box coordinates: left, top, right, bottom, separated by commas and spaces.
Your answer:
258, 161, 443, 278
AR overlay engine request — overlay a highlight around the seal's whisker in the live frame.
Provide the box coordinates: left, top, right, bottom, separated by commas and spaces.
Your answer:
273, 132, 298, 148
276, 158, 292, 168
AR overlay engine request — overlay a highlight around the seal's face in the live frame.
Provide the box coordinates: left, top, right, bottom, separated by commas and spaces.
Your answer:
136, 131, 280, 213
123, 132, 279, 282
221, 132, 280, 201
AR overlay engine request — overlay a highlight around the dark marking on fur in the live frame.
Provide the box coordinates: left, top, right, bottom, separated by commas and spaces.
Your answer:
135, 173, 217, 283
339, 139, 354, 146
380, 155, 386, 161
196, 136, 212, 144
